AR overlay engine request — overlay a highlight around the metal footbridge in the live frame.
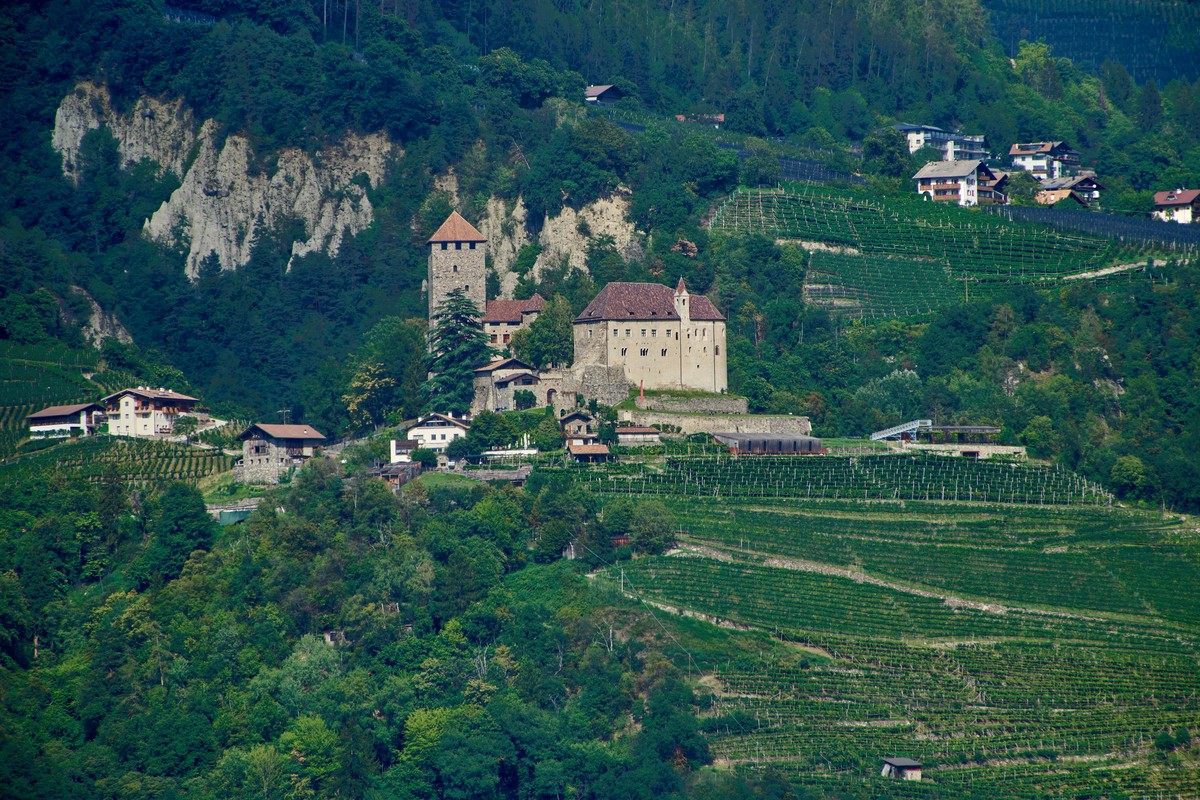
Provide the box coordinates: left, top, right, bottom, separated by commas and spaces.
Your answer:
870, 419, 932, 441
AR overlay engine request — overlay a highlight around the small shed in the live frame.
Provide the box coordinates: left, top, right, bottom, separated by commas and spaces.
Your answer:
568, 443, 611, 463
616, 426, 661, 446
712, 433, 823, 455
881, 757, 922, 781
372, 462, 423, 492
584, 84, 623, 104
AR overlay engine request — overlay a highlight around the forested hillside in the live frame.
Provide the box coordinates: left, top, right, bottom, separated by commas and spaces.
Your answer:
3, 1, 1200, 798
0, 0, 1198, 512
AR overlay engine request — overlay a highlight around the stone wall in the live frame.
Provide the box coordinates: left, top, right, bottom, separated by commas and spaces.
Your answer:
619, 410, 812, 436
635, 395, 748, 414
895, 443, 1027, 460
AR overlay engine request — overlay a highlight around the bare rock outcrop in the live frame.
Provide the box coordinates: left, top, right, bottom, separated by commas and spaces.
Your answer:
53, 82, 396, 276
481, 191, 641, 298
67, 286, 133, 348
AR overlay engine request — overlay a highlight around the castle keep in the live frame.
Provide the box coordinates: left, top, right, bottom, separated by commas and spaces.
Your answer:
427, 211, 487, 324
426, 212, 728, 412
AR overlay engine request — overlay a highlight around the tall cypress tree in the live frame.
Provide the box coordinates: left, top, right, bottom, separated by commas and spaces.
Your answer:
423, 288, 494, 414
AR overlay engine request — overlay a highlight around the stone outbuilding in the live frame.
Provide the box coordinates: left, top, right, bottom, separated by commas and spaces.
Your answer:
561, 410, 599, 446
235, 423, 326, 484
26, 403, 104, 438
881, 758, 922, 781
482, 294, 545, 346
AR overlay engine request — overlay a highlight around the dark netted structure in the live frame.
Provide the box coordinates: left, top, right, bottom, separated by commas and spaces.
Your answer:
713, 433, 823, 454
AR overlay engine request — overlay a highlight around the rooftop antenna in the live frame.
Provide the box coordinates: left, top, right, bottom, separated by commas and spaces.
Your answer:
277, 409, 291, 424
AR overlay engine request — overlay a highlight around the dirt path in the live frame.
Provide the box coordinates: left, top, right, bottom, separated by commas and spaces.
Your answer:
670, 544, 1116, 625
1061, 258, 1164, 282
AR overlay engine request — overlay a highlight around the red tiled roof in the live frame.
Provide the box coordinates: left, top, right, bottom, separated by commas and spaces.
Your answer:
240, 423, 326, 441
495, 371, 541, 386
475, 356, 535, 374
26, 403, 102, 420
575, 281, 724, 322
585, 84, 615, 98
1153, 189, 1200, 206
102, 387, 198, 403
427, 211, 487, 243
482, 294, 547, 323
688, 294, 725, 321
483, 300, 529, 323
616, 426, 659, 434
568, 444, 610, 455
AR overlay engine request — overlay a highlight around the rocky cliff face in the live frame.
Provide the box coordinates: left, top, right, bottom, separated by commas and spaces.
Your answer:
53, 82, 395, 276
70, 286, 133, 347
480, 191, 641, 298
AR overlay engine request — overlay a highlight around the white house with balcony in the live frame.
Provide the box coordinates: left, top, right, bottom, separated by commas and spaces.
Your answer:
1153, 189, 1200, 224
405, 413, 470, 452
913, 160, 999, 207
102, 387, 200, 438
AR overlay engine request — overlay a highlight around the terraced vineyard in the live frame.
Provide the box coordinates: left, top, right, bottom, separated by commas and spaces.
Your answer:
560, 454, 1112, 505
804, 251, 965, 319
0, 340, 146, 458
0, 436, 234, 486
707, 184, 1152, 319
560, 454, 1200, 797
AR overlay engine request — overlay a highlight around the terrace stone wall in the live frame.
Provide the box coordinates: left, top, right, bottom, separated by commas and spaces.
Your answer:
619, 410, 812, 436
634, 395, 748, 414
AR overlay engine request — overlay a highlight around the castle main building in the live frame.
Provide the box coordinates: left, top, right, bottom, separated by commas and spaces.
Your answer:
573, 279, 727, 393
426, 212, 729, 408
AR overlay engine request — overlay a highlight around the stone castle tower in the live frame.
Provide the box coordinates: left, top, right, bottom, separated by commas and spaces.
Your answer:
427, 211, 487, 324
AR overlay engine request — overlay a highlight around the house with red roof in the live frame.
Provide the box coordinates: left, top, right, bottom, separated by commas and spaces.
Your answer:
482, 293, 546, 346
102, 387, 200, 438
1153, 189, 1200, 224
235, 423, 327, 484
25, 402, 104, 438
573, 278, 727, 393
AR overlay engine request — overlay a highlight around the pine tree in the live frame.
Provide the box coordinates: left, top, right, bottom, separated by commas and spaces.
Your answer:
423, 288, 494, 414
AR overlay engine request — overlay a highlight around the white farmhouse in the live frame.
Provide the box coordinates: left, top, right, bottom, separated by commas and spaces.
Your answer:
405, 413, 470, 452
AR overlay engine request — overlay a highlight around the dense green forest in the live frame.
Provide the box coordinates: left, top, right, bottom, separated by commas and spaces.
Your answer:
0, 459, 778, 799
